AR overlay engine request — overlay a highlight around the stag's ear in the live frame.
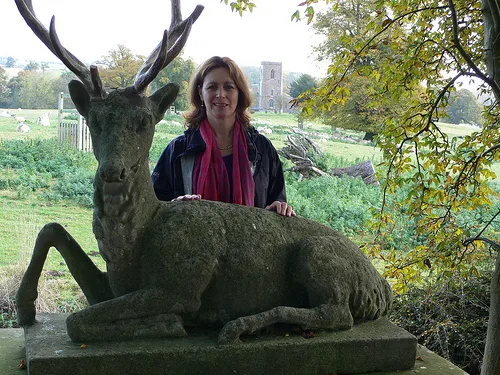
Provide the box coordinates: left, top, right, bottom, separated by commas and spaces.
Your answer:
68, 80, 91, 118
150, 83, 180, 120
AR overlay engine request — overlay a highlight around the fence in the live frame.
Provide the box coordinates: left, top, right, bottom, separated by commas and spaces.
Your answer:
57, 92, 93, 152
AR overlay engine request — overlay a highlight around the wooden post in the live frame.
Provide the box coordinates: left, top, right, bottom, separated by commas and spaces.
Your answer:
77, 115, 83, 151
58, 92, 64, 143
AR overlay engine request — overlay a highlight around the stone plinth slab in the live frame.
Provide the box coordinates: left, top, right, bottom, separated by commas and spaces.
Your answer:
24, 313, 417, 375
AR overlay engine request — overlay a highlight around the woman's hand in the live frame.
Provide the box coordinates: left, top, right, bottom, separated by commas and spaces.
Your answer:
171, 194, 202, 202
265, 201, 296, 217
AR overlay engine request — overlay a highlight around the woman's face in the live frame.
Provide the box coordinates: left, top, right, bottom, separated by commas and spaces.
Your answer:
199, 67, 239, 125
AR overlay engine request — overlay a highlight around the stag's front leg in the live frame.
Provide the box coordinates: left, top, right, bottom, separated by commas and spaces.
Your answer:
65, 287, 204, 341
16, 222, 112, 326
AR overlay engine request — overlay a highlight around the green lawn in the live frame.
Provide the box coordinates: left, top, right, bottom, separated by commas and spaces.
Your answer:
0, 191, 101, 270
0, 109, 60, 140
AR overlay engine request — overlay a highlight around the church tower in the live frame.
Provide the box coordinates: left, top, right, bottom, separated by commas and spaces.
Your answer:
259, 61, 283, 112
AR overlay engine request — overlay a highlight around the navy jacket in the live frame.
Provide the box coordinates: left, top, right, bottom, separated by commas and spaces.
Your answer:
151, 126, 287, 208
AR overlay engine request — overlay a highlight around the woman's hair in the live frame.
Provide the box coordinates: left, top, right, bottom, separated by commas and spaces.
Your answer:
184, 56, 252, 129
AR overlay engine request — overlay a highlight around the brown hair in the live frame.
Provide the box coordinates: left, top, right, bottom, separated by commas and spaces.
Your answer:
184, 56, 252, 129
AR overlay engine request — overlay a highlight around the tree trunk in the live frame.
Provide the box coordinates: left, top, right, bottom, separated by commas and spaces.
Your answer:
363, 132, 377, 141
331, 160, 378, 185
482, 0, 500, 102
481, 3, 500, 371
297, 115, 304, 129
481, 250, 500, 375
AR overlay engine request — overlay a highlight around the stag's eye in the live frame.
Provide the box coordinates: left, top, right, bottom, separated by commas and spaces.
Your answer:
136, 116, 151, 134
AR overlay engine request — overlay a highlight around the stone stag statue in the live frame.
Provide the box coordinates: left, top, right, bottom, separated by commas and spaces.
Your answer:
15, 0, 392, 344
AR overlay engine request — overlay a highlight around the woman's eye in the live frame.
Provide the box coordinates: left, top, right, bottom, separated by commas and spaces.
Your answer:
224, 85, 235, 90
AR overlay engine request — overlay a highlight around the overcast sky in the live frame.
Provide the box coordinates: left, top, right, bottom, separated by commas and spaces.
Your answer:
2, 0, 328, 77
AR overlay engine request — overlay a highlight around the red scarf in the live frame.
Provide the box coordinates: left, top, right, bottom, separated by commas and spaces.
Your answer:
192, 118, 255, 206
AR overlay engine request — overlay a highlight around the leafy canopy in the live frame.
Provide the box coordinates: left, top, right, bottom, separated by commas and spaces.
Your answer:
225, 0, 499, 291
310, 0, 421, 136
307, 0, 498, 290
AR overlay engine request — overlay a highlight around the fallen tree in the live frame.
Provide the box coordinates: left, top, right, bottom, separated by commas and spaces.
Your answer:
280, 133, 378, 184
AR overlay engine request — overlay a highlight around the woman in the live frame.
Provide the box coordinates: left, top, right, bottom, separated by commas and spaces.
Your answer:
152, 56, 295, 217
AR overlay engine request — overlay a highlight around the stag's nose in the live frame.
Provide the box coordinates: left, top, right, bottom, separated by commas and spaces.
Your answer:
99, 160, 126, 182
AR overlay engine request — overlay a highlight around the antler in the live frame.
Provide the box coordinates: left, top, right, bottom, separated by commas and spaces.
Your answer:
14, 0, 106, 99
15, 0, 204, 97
133, 1, 204, 93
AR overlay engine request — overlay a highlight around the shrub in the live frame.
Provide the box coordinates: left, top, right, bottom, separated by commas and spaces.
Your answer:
43, 170, 94, 208
286, 174, 381, 236
163, 112, 184, 122
0, 139, 96, 207
390, 273, 491, 375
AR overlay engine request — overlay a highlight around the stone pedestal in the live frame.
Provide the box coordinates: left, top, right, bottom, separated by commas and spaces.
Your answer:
23, 313, 417, 375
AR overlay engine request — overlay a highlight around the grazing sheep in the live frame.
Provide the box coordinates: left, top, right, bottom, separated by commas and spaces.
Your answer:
37, 112, 51, 126
13, 114, 26, 123
0, 110, 11, 118
16, 122, 31, 133
257, 126, 273, 135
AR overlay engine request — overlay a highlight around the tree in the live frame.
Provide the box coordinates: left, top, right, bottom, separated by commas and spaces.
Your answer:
311, 0, 378, 64
5, 57, 16, 68
51, 70, 78, 108
17, 70, 54, 109
310, 0, 421, 139
320, 74, 388, 137
289, 74, 317, 100
274, 94, 291, 113
298, 1, 500, 373
23, 61, 40, 71
0, 67, 9, 107
442, 88, 484, 125
241, 66, 260, 85
290, 74, 318, 128
97, 45, 144, 89
40, 62, 50, 73
6, 73, 23, 108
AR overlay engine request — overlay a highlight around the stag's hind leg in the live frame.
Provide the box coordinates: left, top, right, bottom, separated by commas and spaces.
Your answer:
218, 235, 367, 344
16, 222, 112, 326
218, 303, 353, 344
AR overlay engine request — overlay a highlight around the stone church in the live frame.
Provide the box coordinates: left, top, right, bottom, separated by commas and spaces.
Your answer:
258, 61, 282, 112
249, 61, 292, 113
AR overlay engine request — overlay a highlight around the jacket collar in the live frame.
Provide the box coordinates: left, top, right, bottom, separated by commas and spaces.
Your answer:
181, 125, 259, 163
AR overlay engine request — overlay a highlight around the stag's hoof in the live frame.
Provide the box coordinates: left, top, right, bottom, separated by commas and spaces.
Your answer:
218, 318, 245, 344
138, 313, 187, 338
16, 303, 36, 326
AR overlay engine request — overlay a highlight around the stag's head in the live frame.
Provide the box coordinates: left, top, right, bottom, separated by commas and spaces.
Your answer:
15, 0, 203, 184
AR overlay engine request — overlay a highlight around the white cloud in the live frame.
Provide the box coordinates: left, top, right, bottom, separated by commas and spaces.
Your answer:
3, 0, 327, 77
